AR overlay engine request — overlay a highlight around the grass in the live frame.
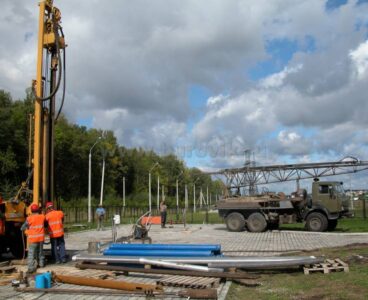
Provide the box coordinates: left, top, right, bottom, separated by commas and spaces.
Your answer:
227, 244, 368, 300
280, 217, 368, 233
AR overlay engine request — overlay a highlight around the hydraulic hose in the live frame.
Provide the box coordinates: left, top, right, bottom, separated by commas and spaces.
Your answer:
55, 26, 66, 121
33, 18, 63, 102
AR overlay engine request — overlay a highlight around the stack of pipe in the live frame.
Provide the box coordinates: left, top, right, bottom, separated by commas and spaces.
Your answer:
103, 243, 222, 257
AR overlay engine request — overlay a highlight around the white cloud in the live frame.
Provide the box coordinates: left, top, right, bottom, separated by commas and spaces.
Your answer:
1, 0, 368, 187
260, 64, 303, 88
350, 40, 368, 80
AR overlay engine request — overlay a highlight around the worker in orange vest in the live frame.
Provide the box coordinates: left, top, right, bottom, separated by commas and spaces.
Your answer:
20, 203, 45, 274
45, 202, 66, 263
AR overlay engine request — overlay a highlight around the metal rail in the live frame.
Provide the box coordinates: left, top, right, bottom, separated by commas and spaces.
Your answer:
207, 156, 368, 191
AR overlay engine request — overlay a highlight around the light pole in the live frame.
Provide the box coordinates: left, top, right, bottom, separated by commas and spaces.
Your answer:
88, 137, 101, 223
193, 177, 200, 213
149, 162, 159, 212
176, 171, 184, 215
157, 176, 160, 210
100, 154, 106, 206
123, 176, 126, 216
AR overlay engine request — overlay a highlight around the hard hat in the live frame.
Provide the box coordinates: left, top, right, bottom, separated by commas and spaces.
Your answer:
30, 203, 39, 212
46, 202, 54, 209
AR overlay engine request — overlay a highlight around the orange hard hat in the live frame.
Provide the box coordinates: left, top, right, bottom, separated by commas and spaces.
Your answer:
46, 202, 54, 209
30, 203, 39, 212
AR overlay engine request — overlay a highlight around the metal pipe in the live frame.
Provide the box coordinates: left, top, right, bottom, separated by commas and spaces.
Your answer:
208, 257, 324, 268
76, 262, 259, 279
138, 258, 223, 272
108, 243, 221, 252
54, 273, 162, 292
73, 254, 323, 268
103, 249, 215, 257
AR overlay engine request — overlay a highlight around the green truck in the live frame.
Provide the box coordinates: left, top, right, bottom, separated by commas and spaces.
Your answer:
217, 180, 351, 232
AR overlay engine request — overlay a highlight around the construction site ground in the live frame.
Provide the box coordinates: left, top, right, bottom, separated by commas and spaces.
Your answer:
2, 224, 368, 299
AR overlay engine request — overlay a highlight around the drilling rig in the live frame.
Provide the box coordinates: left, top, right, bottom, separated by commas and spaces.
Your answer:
0, 0, 66, 257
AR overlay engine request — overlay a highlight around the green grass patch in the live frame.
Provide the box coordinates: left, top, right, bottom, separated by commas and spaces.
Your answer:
281, 217, 368, 232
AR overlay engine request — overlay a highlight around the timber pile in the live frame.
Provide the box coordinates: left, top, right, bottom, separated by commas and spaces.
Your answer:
157, 275, 220, 289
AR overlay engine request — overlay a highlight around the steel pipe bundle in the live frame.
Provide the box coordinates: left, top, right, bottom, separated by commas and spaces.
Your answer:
109, 243, 221, 254
103, 243, 222, 257
103, 249, 216, 257
73, 254, 324, 269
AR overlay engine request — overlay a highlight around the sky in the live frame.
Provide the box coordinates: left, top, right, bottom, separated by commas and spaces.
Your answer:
1, 0, 368, 191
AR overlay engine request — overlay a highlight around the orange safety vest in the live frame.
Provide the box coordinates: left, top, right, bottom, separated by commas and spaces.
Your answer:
27, 214, 45, 244
45, 210, 64, 238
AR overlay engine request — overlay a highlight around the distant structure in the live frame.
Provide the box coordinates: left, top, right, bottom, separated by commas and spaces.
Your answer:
208, 156, 368, 195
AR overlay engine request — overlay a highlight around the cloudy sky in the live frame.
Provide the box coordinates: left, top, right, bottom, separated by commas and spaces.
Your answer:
1, 0, 368, 189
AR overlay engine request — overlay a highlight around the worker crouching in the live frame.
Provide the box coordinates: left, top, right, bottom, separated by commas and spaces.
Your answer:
21, 203, 45, 274
45, 202, 67, 263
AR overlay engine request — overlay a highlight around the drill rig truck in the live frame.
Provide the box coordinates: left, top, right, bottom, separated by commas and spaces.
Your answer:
0, 0, 66, 258
217, 180, 351, 233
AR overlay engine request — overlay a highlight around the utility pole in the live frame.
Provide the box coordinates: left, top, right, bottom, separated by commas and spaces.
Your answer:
176, 171, 183, 218
200, 187, 203, 208
185, 184, 188, 209
99, 156, 105, 206
148, 172, 151, 211
157, 176, 160, 210
88, 137, 101, 222
148, 162, 159, 212
193, 183, 196, 213
123, 177, 126, 207
193, 178, 200, 213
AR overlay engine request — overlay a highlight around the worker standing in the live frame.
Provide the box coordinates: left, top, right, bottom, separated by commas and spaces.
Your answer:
160, 200, 167, 228
96, 204, 106, 231
45, 202, 66, 264
21, 203, 45, 274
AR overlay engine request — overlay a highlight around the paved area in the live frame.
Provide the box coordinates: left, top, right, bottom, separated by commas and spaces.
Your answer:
65, 224, 368, 256
2, 224, 368, 300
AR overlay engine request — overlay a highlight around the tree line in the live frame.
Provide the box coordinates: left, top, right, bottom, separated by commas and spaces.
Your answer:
0, 90, 224, 208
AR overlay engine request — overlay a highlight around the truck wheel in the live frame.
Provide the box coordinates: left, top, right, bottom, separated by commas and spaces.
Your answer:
327, 219, 338, 231
225, 212, 245, 232
247, 212, 267, 232
305, 212, 328, 232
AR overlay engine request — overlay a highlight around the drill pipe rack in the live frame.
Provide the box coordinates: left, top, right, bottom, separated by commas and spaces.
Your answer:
207, 156, 368, 192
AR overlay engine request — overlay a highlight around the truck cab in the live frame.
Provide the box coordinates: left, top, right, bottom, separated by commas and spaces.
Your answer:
311, 181, 348, 214
303, 181, 350, 231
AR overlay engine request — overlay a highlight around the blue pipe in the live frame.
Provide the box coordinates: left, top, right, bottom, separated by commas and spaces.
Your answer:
103, 249, 215, 257
109, 243, 221, 253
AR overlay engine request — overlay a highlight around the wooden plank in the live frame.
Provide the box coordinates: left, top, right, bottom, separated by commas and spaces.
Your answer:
0, 266, 16, 274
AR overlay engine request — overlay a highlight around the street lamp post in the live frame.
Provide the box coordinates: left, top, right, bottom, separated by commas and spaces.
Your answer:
193, 177, 200, 213
157, 176, 160, 210
176, 171, 184, 219
149, 162, 159, 212
88, 137, 101, 223
100, 155, 106, 206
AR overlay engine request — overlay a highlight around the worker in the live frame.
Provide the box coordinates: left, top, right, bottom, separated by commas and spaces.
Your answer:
45, 202, 66, 264
21, 203, 45, 274
160, 200, 167, 228
96, 204, 106, 231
